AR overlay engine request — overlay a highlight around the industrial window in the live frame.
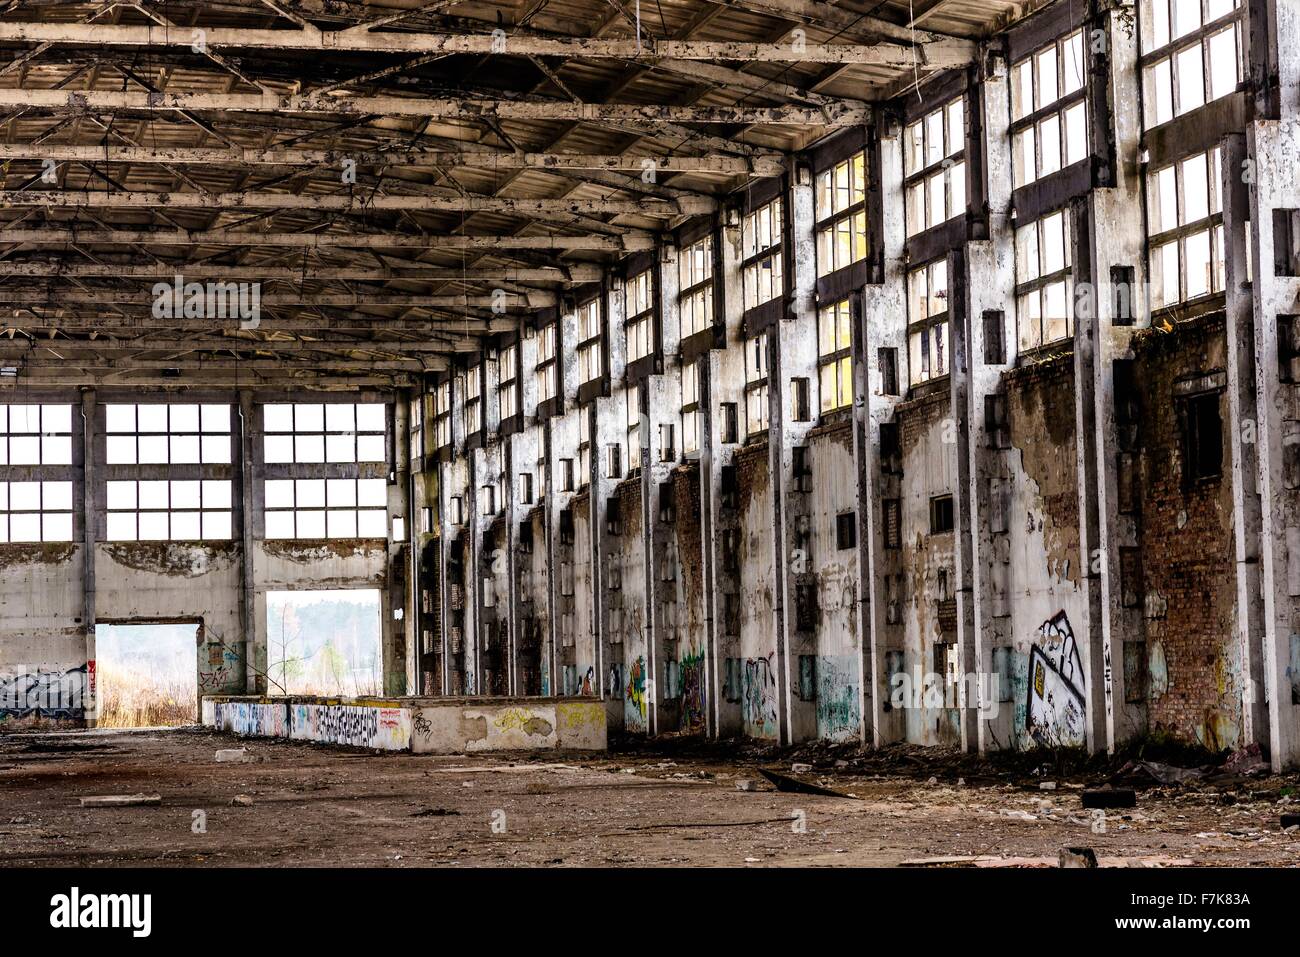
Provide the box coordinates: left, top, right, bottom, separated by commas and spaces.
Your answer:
578, 414, 590, 489
625, 384, 641, 470
744, 332, 769, 436
262, 403, 385, 464
0, 480, 72, 542
0, 404, 72, 465
409, 393, 424, 465
624, 269, 655, 364
462, 367, 482, 436
105, 403, 230, 465
105, 479, 232, 541
1140, 0, 1242, 129
264, 478, 387, 540
930, 494, 955, 534
1016, 207, 1074, 351
431, 381, 452, 451
577, 298, 603, 384
815, 151, 869, 277
679, 235, 714, 338
817, 298, 853, 413
883, 498, 902, 549
742, 198, 784, 310
1148, 147, 1225, 308
907, 260, 950, 386
498, 343, 519, 421
536, 321, 558, 404
1010, 29, 1087, 188
681, 360, 701, 456
1182, 391, 1223, 482
836, 511, 856, 550
904, 96, 967, 237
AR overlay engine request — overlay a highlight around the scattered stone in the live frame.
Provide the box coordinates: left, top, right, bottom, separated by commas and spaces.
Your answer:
1040, 782, 1057, 791
215, 748, 256, 763
80, 793, 161, 808
791, 763, 813, 773
743, 857, 761, 863
735, 779, 759, 792
1082, 788, 1137, 809
1059, 846, 1098, 868
230, 794, 254, 807
926, 776, 938, 785
834, 760, 849, 768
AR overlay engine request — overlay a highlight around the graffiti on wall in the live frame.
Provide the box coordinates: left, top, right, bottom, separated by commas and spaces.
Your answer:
290, 703, 411, 750
0, 665, 87, 721
816, 655, 860, 743
679, 647, 706, 734
742, 653, 778, 740
1026, 611, 1087, 747
214, 701, 288, 738
625, 656, 647, 733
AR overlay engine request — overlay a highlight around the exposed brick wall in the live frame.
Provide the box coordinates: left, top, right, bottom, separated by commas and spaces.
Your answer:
1131, 314, 1240, 750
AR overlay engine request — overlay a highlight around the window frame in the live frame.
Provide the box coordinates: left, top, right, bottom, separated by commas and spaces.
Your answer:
907, 259, 952, 387
744, 331, 770, 438
903, 95, 968, 238
536, 321, 558, 407
1146, 146, 1226, 310
576, 297, 604, 387
623, 267, 656, 366
497, 341, 520, 424
814, 150, 869, 279
1009, 28, 1089, 189
678, 234, 716, 341
817, 298, 854, 414
741, 197, 786, 315
1139, 0, 1243, 130
1014, 206, 1075, 353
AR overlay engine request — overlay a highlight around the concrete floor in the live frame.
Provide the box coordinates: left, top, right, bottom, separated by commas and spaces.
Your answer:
2, 728, 1298, 867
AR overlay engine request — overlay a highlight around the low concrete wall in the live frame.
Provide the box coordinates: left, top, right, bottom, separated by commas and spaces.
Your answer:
201, 694, 607, 754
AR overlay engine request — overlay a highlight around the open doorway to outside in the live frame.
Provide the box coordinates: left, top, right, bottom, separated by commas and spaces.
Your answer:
265, 589, 383, 697
94, 622, 200, 727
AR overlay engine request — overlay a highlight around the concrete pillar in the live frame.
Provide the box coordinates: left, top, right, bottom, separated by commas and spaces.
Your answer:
238, 389, 258, 695
81, 389, 98, 724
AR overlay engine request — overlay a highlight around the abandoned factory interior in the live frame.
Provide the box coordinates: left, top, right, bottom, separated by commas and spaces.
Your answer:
2, 0, 1300, 887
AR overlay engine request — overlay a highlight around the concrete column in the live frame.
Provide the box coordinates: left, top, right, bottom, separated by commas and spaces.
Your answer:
81, 389, 98, 724
545, 300, 581, 697
959, 63, 1019, 754
238, 389, 258, 694
773, 169, 820, 744
385, 397, 410, 695
859, 125, 908, 748
1248, 0, 1300, 769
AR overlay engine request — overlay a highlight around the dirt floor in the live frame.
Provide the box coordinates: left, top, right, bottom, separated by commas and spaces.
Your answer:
2, 727, 1299, 867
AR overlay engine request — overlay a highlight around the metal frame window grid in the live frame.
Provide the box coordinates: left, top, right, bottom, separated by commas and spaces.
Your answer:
1015, 206, 1075, 351
0, 403, 72, 466
462, 366, 482, 436
814, 150, 868, 277
681, 359, 701, 455
741, 198, 785, 311
264, 477, 388, 540
904, 96, 967, 237
105, 478, 233, 542
105, 403, 231, 465
432, 380, 452, 451
0, 478, 72, 543
744, 331, 770, 436
1010, 29, 1088, 189
577, 298, 603, 385
262, 402, 385, 464
624, 268, 655, 364
907, 260, 951, 386
678, 234, 715, 339
1147, 146, 1225, 308
498, 343, 520, 421
817, 298, 854, 413
536, 322, 558, 404
1140, 0, 1243, 129
625, 384, 642, 469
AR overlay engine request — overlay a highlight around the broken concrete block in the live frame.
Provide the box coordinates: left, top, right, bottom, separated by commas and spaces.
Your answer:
80, 793, 161, 808
1082, 788, 1136, 809
215, 748, 256, 763
1059, 847, 1098, 868
791, 763, 812, 773
230, 794, 254, 807
735, 779, 759, 792
1039, 781, 1057, 790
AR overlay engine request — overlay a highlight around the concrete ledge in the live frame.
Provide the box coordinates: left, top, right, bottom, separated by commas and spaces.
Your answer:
201, 695, 607, 754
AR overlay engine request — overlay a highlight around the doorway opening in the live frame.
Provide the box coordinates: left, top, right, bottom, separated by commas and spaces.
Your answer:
265, 589, 382, 697
94, 622, 200, 727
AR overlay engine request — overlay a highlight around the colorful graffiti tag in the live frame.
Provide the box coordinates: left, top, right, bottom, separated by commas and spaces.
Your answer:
679, 647, 706, 734
0, 665, 87, 721
625, 656, 647, 733
815, 655, 860, 743
1026, 611, 1087, 747
742, 653, 778, 740
290, 703, 411, 750
213, 701, 289, 738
